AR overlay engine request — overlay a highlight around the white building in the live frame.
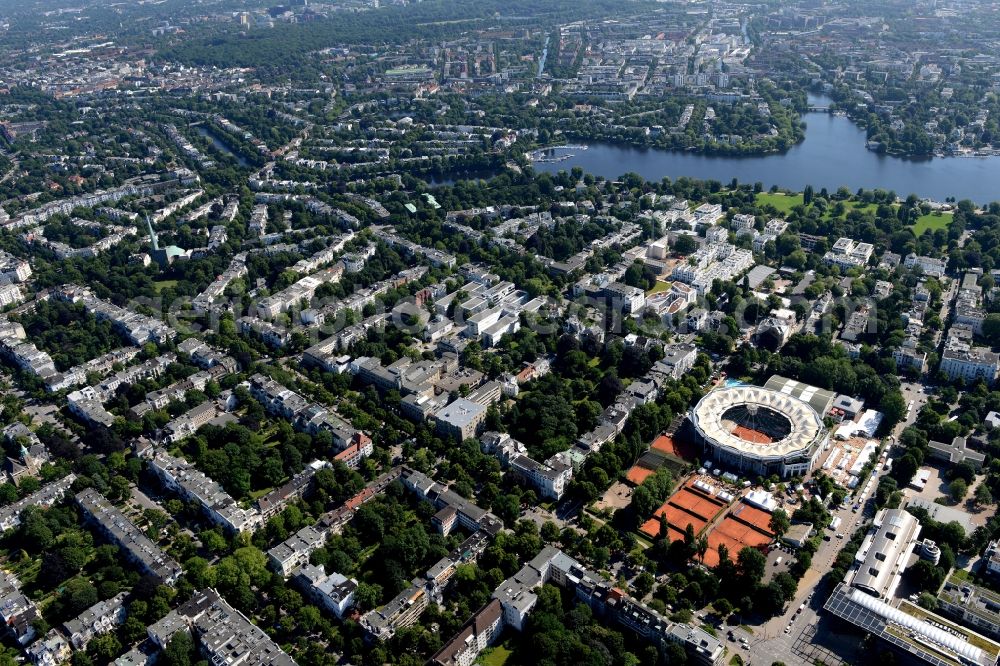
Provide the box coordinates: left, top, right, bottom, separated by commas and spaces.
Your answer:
940, 346, 1000, 384
904, 253, 947, 277
295, 564, 357, 618
823, 237, 874, 270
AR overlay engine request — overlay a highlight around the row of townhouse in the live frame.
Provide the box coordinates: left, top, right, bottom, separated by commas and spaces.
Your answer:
29, 592, 128, 665
0, 569, 39, 646
290, 231, 354, 273
181, 196, 222, 225
0, 319, 58, 383
247, 373, 373, 455
401, 467, 503, 536
255, 460, 329, 520
575, 343, 697, 455
67, 353, 177, 428
893, 277, 934, 374
176, 338, 238, 372
904, 252, 948, 278
361, 477, 498, 642
130, 366, 228, 418
145, 588, 297, 666
5, 178, 175, 230
670, 238, 755, 295
304, 265, 426, 328
940, 323, 1000, 384
248, 203, 268, 237
301, 314, 388, 370
0, 250, 31, 282
190, 252, 248, 313
267, 467, 404, 577
486, 546, 723, 665
76, 488, 183, 585
46, 346, 142, 393
348, 353, 480, 426
0, 473, 76, 532
25, 221, 137, 260
480, 432, 573, 501
237, 315, 290, 348
372, 226, 457, 268
823, 237, 874, 270
160, 401, 223, 444
53, 285, 177, 345
256, 263, 345, 319
344, 193, 390, 218
147, 449, 262, 535
954, 270, 987, 335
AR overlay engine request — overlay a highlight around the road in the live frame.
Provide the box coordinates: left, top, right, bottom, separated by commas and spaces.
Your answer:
723, 384, 927, 665
0, 151, 19, 185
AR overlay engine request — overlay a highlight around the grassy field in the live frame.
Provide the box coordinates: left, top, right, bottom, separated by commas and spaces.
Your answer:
757, 193, 895, 226
633, 533, 655, 550
758, 192, 952, 236
912, 211, 953, 236
840, 201, 879, 217
153, 279, 179, 293
478, 644, 513, 666
248, 486, 275, 501
756, 192, 804, 214
386, 66, 431, 76
646, 280, 672, 296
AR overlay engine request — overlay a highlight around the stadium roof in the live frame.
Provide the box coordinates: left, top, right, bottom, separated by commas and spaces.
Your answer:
763, 375, 837, 415
691, 385, 825, 461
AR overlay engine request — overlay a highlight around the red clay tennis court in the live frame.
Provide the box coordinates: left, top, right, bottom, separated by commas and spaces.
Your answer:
730, 425, 773, 444
730, 503, 775, 532
639, 517, 689, 541
660, 504, 707, 533
626, 466, 654, 486
715, 517, 773, 546
703, 530, 742, 567
701, 503, 776, 566
669, 487, 726, 521
638, 481, 727, 540
650, 434, 700, 461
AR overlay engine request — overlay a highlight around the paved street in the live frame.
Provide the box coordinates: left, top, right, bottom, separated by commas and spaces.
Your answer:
718, 391, 929, 665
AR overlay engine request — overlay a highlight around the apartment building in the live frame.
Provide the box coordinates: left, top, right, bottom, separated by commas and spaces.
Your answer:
146, 588, 297, 665
76, 488, 183, 585
147, 450, 262, 535
294, 564, 358, 619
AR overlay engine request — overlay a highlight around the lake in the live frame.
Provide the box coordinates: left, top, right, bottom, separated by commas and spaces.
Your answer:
532, 97, 1000, 203
195, 125, 250, 168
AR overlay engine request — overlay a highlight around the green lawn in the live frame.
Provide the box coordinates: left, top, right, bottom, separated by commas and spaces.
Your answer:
646, 280, 672, 296
911, 211, 953, 236
633, 533, 655, 550
386, 66, 432, 76
755, 192, 804, 214
248, 486, 275, 501
757, 192, 885, 221
477, 644, 513, 666
153, 279, 179, 293
840, 201, 879, 217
